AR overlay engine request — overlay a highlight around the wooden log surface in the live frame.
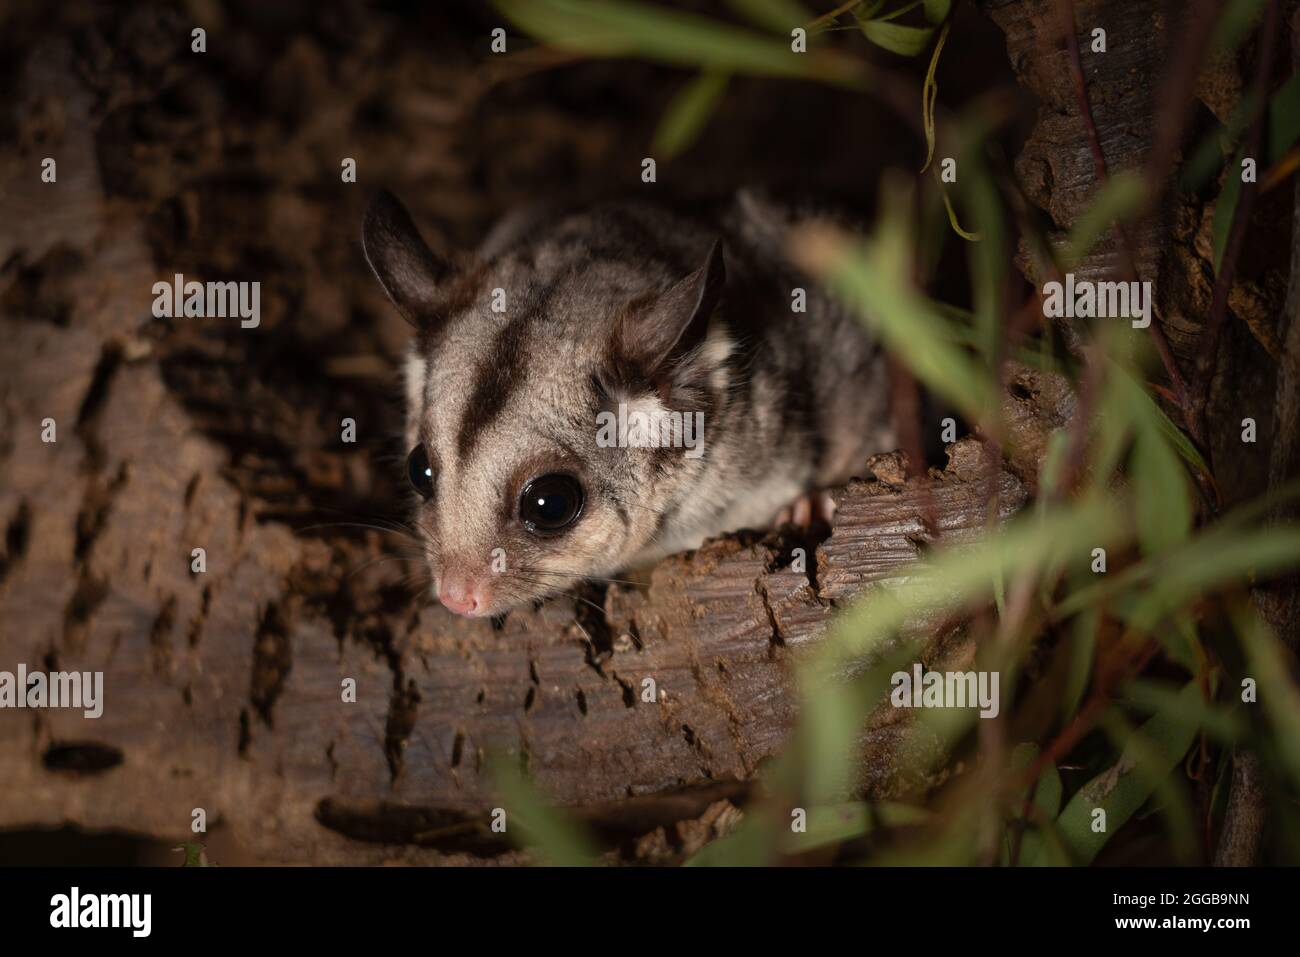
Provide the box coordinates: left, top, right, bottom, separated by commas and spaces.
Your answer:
0, 377, 1034, 864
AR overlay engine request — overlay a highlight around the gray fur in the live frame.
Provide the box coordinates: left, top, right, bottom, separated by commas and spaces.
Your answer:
364, 190, 894, 616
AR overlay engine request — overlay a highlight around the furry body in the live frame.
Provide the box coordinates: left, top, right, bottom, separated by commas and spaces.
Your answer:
364, 191, 893, 615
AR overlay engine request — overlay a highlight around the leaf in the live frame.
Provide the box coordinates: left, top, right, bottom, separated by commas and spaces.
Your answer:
174, 843, 214, 867
1086, 379, 1136, 498
1235, 605, 1300, 787
1212, 149, 1244, 274
1148, 396, 1209, 477
652, 71, 729, 159
688, 802, 928, 864
1062, 172, 1145, 267
1049, 681, 1202, 864
940, 185, 979, 241
859, 18, 933, 56
1122, 679, 1244, 744
923, 0, 951, 23
1061, 605, 1097, 720
491, 757, 597, 866
1054, 479, 1300, 622
790, 216, 993, 420
723, 0, 812, 33
1181, 74, 1300, 193
1036, 428, 1071, 504
1100, 361, 1193, 558
1150, 610, 1202, 673
1131, 425, 1193, 554
1032, 759, 1063, 818
1100, 710, 1199, 861
788, 802, 929, 854
919, 19, 951, 173
1009, 743, 1065, 866
1179, 127, 1231, 192
873, 0, 924, 21
800, 497, 1126, 807
1128, 527, 1300, 632
963, 141, 1007, 359
1210, 74, 1300, 273
1210, 0, 1267, 54
1267, 72, 1300, 164
801, 656, 865, 802
686, 814, 775, 866
494, 0, 864, 86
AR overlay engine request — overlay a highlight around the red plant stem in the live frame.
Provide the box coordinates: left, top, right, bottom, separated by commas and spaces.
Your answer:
1057, 0, 1196, 434
1018, 639, 1163, 792
888, 355, 939, 538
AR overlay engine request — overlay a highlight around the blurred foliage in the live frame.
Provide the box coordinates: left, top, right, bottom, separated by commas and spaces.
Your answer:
490, 756, 598, 865
487, 0, 1300, 866
173, 843, 217, 867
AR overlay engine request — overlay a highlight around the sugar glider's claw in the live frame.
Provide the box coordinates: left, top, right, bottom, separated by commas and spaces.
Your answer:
774, 490, 836, 531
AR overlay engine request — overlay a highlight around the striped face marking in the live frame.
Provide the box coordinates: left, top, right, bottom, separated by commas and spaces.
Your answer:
376, 197, 732, 615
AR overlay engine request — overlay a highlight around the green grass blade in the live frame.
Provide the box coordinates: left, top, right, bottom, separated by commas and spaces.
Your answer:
494, 0, 865, 85
491, 757, 597, 866
859, 17, 933, 56
652, 70, 729, 159
1050, 681, 1201, 864
923, 0, 951, 23
724, 0, 813, 33
1062, 171, 1145, 267
791, 217, 994, 421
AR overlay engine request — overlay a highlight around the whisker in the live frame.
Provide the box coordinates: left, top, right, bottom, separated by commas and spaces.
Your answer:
295, 520, 419, 543
511, 576, 609, 620
516, 567, 642, 587
346, 554, 429, 581
568, 614, 593, 646
301, 504, 422, 535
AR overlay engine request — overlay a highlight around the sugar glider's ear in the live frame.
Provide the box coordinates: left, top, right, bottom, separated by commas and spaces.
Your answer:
614, 239, 726, 376
362, 190, 449, 328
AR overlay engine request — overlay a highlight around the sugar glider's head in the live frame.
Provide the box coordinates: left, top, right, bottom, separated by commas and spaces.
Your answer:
362, 191, 731, 618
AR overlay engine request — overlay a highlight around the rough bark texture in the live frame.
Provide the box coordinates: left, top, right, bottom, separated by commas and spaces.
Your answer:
0, 367, 1033, 867
985, 0, 1297, 505
1223, 5, 1300, 869
986, 0, 1165, 283
985, 0, 1300, 866
1254, 6, 1300, 668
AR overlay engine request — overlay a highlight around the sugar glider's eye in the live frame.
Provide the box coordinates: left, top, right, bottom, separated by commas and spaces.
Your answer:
407, 446, 435, 500
519, 474, 584, 534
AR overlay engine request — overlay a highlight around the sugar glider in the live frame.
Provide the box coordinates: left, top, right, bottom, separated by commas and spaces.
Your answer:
362, 190, 893, 617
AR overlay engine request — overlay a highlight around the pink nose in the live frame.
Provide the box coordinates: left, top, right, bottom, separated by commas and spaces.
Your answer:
438, 572, 488, 617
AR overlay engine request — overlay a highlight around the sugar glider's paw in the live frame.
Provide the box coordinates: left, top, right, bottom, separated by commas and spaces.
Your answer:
774, 490, 837, 532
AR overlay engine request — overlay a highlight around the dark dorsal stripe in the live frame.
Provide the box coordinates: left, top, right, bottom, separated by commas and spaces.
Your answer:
455, 277, 561, 461
456, 311, 529, 462
452, 211, 695, 463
